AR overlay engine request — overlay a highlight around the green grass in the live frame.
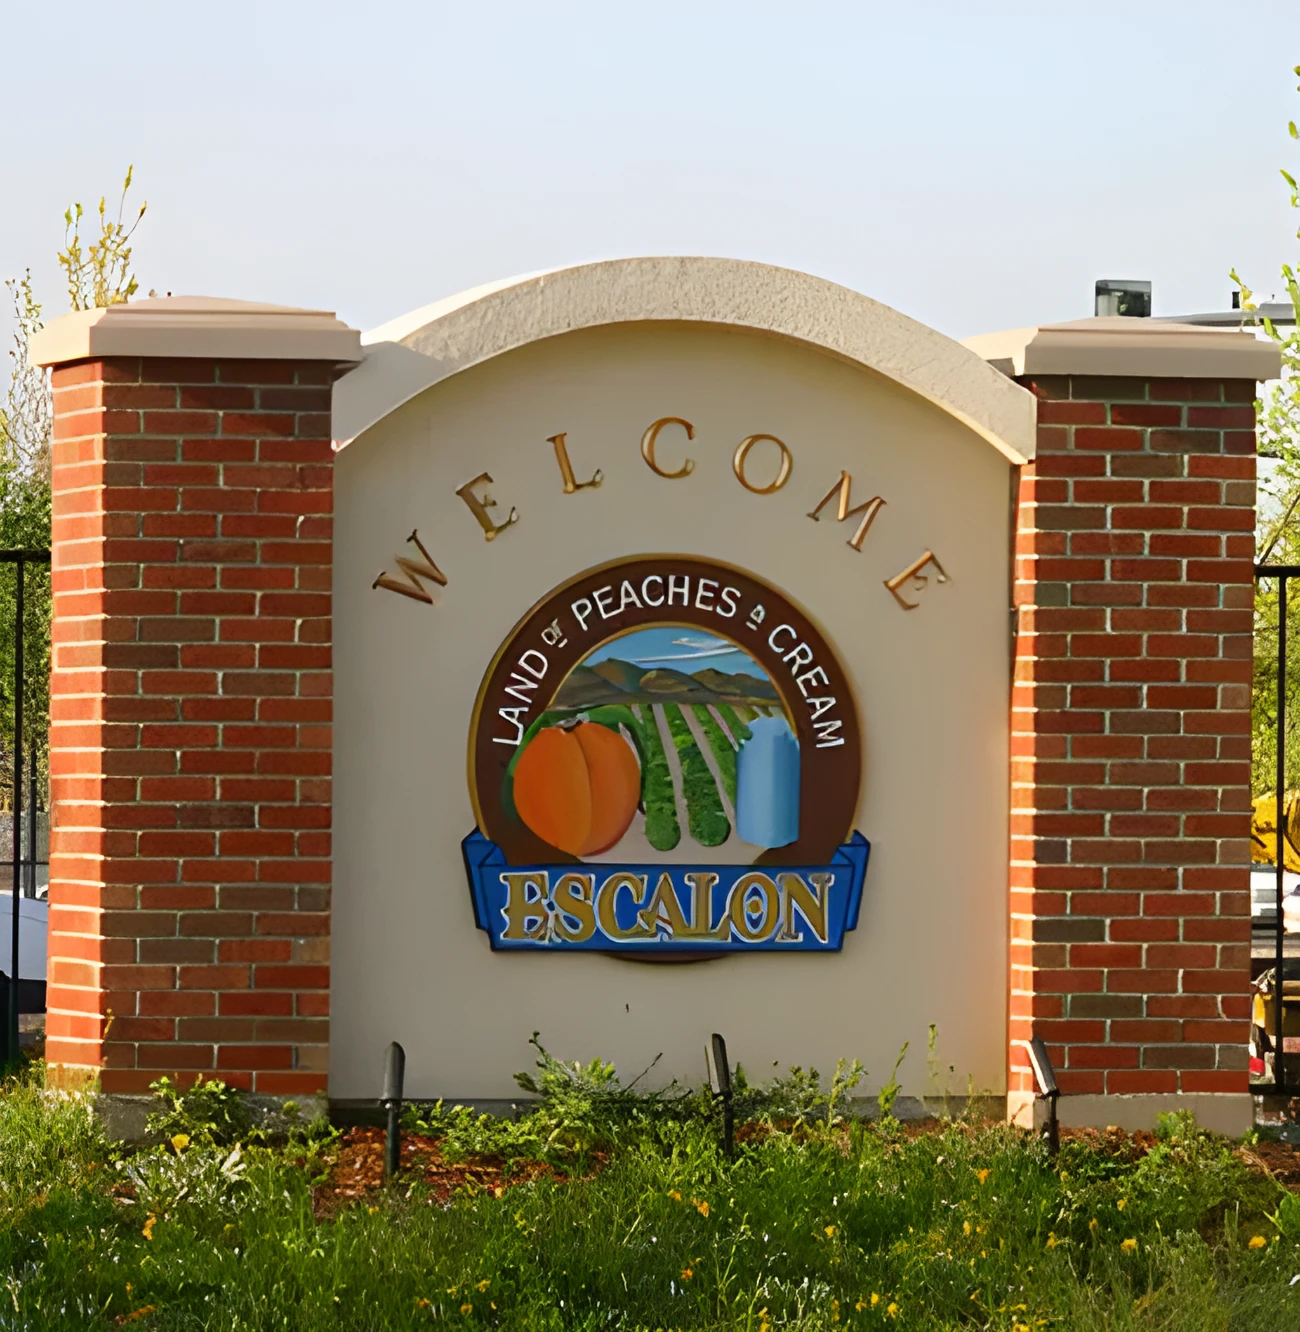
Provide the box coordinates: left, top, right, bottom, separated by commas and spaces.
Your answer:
2, 1054, 1300, 1330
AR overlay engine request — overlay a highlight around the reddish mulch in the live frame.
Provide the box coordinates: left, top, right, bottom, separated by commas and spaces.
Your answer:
311, 1121, 1300, 1217
311, 1128, 566, 1218
1240, 1138, 1300, 1190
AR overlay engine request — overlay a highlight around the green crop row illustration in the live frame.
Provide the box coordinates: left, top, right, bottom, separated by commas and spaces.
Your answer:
663, 704, 730, 848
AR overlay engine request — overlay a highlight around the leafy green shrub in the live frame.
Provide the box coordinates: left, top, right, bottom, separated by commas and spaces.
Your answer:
408, 1033, 698, 1164
1155, 1108, 1199, 1142
146, 1076, 251, 1147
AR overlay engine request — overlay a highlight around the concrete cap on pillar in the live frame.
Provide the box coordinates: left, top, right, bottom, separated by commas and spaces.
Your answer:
29, 295, 362, 368
962, 315, 1282, 381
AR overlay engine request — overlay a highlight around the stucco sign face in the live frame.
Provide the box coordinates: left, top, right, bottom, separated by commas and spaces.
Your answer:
464, 555, 868, 952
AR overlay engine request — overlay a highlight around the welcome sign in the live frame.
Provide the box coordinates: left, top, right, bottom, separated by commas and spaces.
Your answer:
332, 267, 1018, 1100
462, 555, 868, 952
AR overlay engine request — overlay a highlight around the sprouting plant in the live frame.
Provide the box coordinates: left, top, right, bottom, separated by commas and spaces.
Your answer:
146, 1076, 251, 1147
877, 1043, 909, 1128
825, 1059, 864, 1125
1154, 1109, 1199, 1144
58, 165, 146, 312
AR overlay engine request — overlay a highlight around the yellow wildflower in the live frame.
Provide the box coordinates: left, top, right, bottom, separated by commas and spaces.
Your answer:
1088, 1218, 1099, 1233
1045, 1233, 1058, 1248
887, 1302, 900, 1318
476, 1280, 490, 1292
976, 1168, 990, 1185
170, 1133, 189, 1152
1121, 1238, 1137, 1253
459, 1304, 472, 1315
856, 1299, 868, 1312
963, 1220, 971, 1236
1116, 1198, 1127, 1211
694, 1198, 710, 1217
681, 1268, 693, 1280
1249, 1235, 1268, 1250
368, 1206, 379, 1215
668, 1189, 682, 1201
416, 1298, 430, 1308
825, 1224, 837, 1238
832, 1297, 841, 1323
871, 1293, 880, 1306
141, 1214, 156, 1241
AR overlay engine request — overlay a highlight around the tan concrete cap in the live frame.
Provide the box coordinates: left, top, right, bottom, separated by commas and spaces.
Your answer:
962, 315, 1282, 381
29, 295, 362, 368
335, 257, 1038, 464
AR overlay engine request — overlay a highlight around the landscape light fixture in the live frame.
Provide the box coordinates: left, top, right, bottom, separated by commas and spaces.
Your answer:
382, 1040, 406, 1182
1094, 279, 1152, 318
1026, 1035, 1060, 1156
705, 1032, 735, 1157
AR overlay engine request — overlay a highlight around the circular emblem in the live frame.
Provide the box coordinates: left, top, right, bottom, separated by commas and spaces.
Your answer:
469, 555, 861, 868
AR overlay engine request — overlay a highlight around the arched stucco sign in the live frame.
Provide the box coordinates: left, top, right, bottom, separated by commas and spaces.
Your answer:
330, 258, 1033, 1102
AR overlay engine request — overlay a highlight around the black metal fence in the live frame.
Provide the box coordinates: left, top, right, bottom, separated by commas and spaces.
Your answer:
1253, 563, 1300, 1097
1, 548, 50, 1065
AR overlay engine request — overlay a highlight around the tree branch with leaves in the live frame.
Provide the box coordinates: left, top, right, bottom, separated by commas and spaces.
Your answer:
1236, 66, 1300, 795
0, 167, 147, 808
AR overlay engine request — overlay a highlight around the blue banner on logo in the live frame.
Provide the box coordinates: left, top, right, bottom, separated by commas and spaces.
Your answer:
461, 830, 869, 952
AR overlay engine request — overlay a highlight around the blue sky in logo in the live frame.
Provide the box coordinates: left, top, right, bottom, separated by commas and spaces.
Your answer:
584, 626, 767, 679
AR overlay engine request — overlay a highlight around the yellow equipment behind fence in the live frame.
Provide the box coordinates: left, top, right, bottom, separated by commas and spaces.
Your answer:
1251, 790, 1300, 873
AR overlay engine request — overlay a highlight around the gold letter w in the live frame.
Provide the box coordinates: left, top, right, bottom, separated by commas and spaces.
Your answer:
372, 530, 447, 604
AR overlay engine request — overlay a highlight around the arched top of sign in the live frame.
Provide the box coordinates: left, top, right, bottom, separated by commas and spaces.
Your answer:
333, 256, 1037, 464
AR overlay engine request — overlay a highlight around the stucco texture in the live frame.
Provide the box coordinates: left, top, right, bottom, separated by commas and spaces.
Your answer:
332, 321, 1012, 1101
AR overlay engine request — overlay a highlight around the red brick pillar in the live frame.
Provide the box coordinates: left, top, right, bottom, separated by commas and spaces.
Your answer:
996, 327, 1276, 1133
32, 299, 359, 1097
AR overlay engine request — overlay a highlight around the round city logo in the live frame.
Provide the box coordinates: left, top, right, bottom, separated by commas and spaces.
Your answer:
463, 555, 869, 953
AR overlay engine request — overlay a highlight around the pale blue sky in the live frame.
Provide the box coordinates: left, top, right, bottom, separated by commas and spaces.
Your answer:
3, 1, 1299, 346
585, 628, 764, 677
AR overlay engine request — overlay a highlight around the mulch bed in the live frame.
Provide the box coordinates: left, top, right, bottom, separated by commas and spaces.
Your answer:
311, 1128, 566, 1218
1240, 1138, 1300, 1190
311, 1121, 1300, 1217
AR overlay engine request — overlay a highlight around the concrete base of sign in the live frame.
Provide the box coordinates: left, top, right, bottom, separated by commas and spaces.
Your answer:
328, 1095, 1009, 1127
1008, 1092, 1254, 1139
94, 1094, 330, 1144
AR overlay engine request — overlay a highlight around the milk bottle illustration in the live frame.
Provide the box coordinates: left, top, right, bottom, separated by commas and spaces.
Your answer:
735, 715, 800, 848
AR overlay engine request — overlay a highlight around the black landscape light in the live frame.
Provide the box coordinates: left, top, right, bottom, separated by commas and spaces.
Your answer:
706, 1032, 735, 1158
1026, 1035, 1060, 1157
382, 1041, 406, 1182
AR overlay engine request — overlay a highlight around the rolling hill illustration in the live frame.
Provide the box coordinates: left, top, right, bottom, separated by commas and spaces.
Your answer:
553, 658, 780, 710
